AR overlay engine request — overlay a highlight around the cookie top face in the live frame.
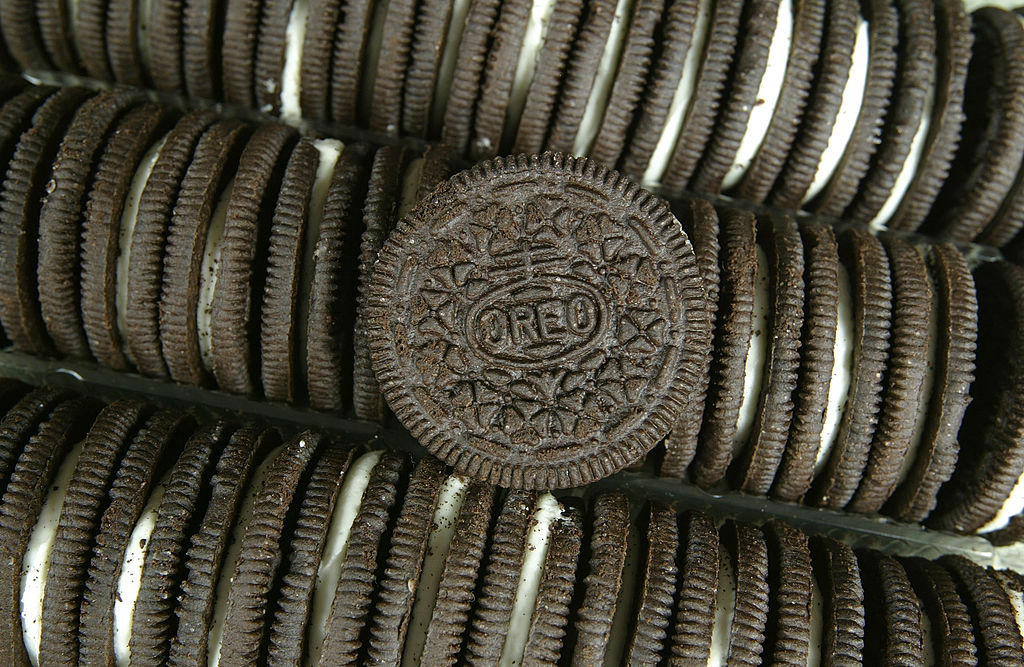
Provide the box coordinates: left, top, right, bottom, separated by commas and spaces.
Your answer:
367, 153, 707, 489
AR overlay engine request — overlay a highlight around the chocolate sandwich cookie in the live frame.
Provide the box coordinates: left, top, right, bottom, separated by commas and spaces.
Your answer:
418, 482, 497, 665
265, 440, 354, 666
690, 0, 783, 195
468, 0, 531, 159
148, 0, 187, 93
721, 520, 770, 664
731, 212, 805, 494
734, 0, 826, 203
0, 388, 72, 499
849, 237, 931, 513
367, 153, 707, 488
767, 0, 858, 208
106, 0, 147, 85
543, 0, 617, 155
928, 8, 1024, 244
305, 143, 372, 412
0, 86, 91, 357
441, 0, 502, 156
365, 457, 447, 663
625, 504, 679, 663
665, 511, 718, 662
620, 0, 701, 178
885, 0, 971, 232
300, 0, 343, 120
400, 0, 457, 137
0, 0, 52, 71
38, 90, 142, 360
660, 198, 718, 478
181, 0, 223, 100
569, 490, 631, 665
370, 0, 418, 132
222, 0, 263, 108
763, 521, 813, 664
260, 138, 319, 403
36, 0, 79, 74
0, 395, 99, 666
511, 0, 583, 154
843, 0, 936, 226
658, 0, 745, 190
317, 452, 410, 664
886, 243, 975, 522
218, 431, 324, 666
328, 0, 380, 125
931, 260, 1024, 533
811, 229, 892, 510
81, 103, 171, 371
78, 409, 193, 665
37, 399, 152, 664
125, 110, 219, 379
169, 424, 280, 666
772, 222, 839, 502
589, 0, 665, 167
817, 538, 867, 665
353, 145, 405, 422
942, 556, 1024, 664
858, 551, 926, 664
690, 207, 757, 489
128, 420, 235, 665
76, 0, 114, 80
903, 557, 978, 665
209, 123, 297, 395
810, 0, 899, 218
160, 119, 249, 386
521, 502, 583, 664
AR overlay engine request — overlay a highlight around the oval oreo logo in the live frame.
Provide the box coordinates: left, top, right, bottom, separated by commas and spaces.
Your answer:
467, 277, 609, 368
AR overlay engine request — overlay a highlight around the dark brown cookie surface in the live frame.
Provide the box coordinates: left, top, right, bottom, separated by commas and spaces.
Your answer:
367, 153, 706, 489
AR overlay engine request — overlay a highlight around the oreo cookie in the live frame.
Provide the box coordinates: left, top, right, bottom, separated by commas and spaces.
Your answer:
370, 0, 419, 132
665, 511, 718, 662
720, 520, 770, 663
367, 153, 707, 488
942, 556, 1024, 664
625, 504, 679, 663
903, 556, 978, 664
858, 551, 926, 664
441, 0, 502, 156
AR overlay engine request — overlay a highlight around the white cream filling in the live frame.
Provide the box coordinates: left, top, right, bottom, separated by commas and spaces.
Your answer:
397, 157, 426, 220
307, 450, 383, 666
430, 0, 474, 132
1001, 578, 1024, 652
400, 475, 469, 667
279, 0, 311, 117
721, 0, 794, 190
642, 0, 713, 185
871, 79, 937, 228
897, 275, 940, 486
113, 474, 169, 667
707, 544, 737, 667
207, 444, 285, 667
572, 0, 636, 156
734, 245, 771, 454
603, 522, 639, 666
117, 134, 169, 364
804, 17, 870, 203
196, 179, 236, 375
498, 493, 563, 667
964, 0, 1024, 10
806, 576, 823, 666
20, 440, 84, 667
814, 262, 854, 475
980, 471, 1024, 533
500, 0, 560, 150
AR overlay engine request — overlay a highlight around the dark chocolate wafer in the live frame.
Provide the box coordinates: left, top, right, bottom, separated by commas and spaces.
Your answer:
665, 511, 718, 663
401, 0, 457, 136
106, 0, 146, 85
0, 396, 99, 666
942, 556, 1024, 664
0, 388, 71, 500
1, 0, 53, 71
441, 0, 502, 156
811, 229, 892, 510
811, 536, 865, 666
731, 212, 805, 494
299, 0, 343, 120
209, 124, 297, 395
181, 0, 222, 100
36, 0, 80, 74
148, 0, 187, 93
328, 0, 380, 125
124, 111, 218, 379
80, 103, 170, 370
849, 237, 931, 513
903, 556, 978, 665
370, 0, 418, 132
763, 521, 813, 665
626, 504, 680, 664
222, 0, 263, 108
38, 89, 141, 360
858, 551, 925, 664
160, 119, 249, 386
887, 243, 976, 522
37, 399, 152, 664
722, 521, 770, 664
128, 420, 235, 665
772, 222, 839, 502
76, 0, 113, 80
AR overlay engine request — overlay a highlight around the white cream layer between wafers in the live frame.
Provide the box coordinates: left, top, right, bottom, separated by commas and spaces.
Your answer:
280, 0, 312, 118
501, 0, 561, 150
197, 179, 236, 375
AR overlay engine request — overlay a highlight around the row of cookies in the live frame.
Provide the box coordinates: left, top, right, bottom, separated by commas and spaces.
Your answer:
0, 82, 443, 418
2, 379, 1024, 665
7, 0, 1024, 245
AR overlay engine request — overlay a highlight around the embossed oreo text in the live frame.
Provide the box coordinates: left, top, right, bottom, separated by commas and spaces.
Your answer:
467, 278, 607, 367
